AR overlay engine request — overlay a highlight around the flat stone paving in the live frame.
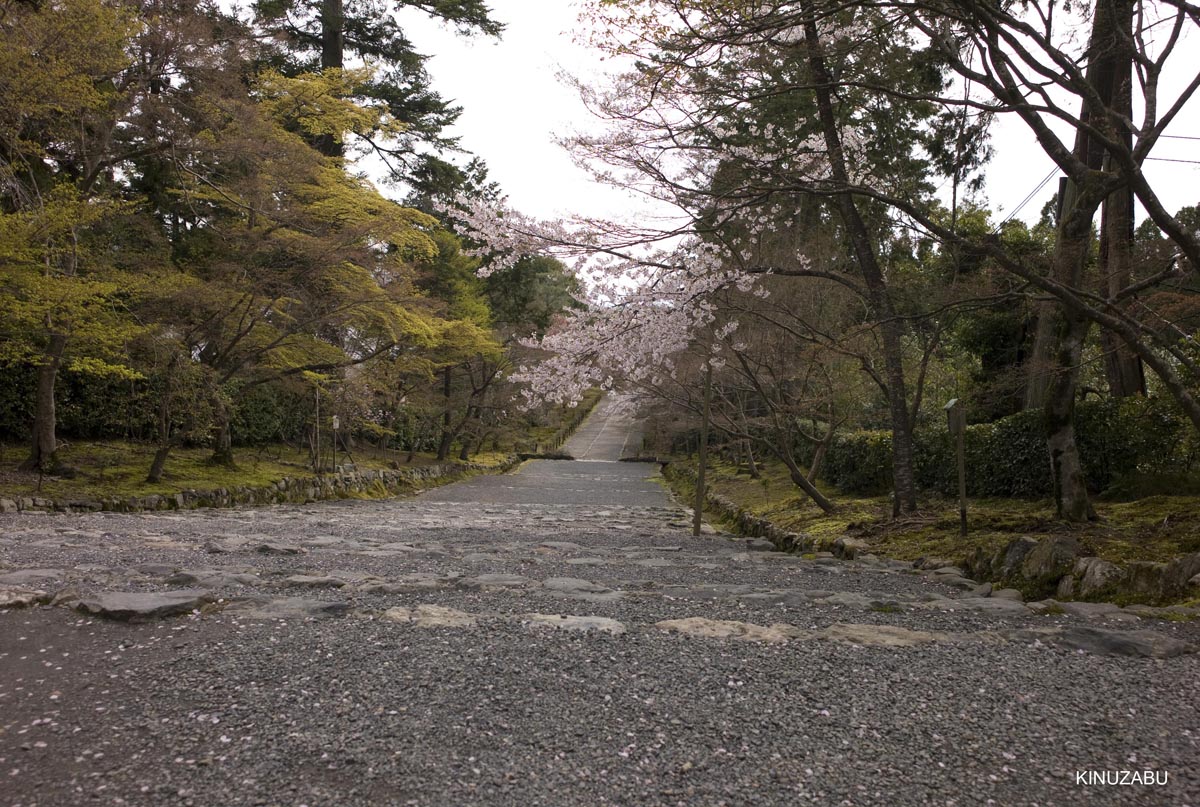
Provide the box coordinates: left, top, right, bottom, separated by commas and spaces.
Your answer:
1, 396, 1198, 806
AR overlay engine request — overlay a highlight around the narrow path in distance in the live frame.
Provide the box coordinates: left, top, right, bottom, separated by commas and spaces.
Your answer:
1, 395, 1197, 806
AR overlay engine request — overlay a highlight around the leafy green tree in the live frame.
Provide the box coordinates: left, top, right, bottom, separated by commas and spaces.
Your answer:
249, 0, 502, 174
409, 229, 505, 460
485, 255, 582, 339
0, 0, 147, 471
140, 65, 441, 466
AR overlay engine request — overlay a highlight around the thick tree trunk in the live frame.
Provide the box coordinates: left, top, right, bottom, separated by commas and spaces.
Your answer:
20, 333, 68, 472
1029, 0, 1138, 405
1038, 0, 1137, 519
1098, 14, 1144, 398
1045, 311, 1096, 521
1042, 177, 1101, 521
1099, 177, 1144, 397
803, 21, 918, 514
317, 0, 345, 158
147, 445, 172, 484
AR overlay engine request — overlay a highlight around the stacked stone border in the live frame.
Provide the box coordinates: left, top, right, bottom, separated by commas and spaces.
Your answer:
664, 463, 1200, 607
1, 390, 608, 517
663, 465, 866, 559
0, 457, 523, 515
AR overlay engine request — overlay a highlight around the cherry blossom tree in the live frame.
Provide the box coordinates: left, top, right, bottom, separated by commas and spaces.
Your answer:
450, 0, 972, 514
459, 0, 1200, 523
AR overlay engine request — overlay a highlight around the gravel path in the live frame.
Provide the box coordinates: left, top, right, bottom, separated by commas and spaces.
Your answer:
2, 398, 1198, 806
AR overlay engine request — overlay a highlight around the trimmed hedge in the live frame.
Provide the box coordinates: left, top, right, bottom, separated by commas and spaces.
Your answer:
815, 397, 1198, 497
0, 363, 311, 448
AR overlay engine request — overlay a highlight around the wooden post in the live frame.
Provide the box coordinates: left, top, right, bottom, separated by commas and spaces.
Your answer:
314, 385, 321, 474
693, 361, 712, 537
944, 398, 967, 536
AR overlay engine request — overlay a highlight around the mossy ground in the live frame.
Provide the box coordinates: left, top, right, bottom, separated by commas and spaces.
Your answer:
0, 441, 511, 501
0, 391, 601, 503
675, 456, 1200, 567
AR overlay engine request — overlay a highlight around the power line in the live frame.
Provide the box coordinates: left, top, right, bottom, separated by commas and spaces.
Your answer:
1145, 156, 1200, 165
996, 166, 1059, 229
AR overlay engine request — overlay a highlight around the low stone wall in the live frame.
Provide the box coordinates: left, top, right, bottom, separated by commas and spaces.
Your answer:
963, 535, 1200, 606
666, 463, 1200, 606
0, 457, 521, 515
663, 464, 867, 560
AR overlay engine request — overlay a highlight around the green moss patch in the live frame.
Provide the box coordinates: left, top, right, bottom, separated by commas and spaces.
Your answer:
671, 456, 1200, 569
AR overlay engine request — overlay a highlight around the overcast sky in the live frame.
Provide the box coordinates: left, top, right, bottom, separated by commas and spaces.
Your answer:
393, 0, 1200, 226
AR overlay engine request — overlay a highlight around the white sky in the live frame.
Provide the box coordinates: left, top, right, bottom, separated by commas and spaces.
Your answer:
393, 0, 1200, 226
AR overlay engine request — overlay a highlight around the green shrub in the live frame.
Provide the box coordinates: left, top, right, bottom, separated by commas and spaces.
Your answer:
820, 430, 894, 494
818, 397, 1196, 497
230, 382, 311, 446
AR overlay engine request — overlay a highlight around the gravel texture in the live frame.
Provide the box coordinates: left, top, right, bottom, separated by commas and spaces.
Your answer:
2, 398, 1198, 806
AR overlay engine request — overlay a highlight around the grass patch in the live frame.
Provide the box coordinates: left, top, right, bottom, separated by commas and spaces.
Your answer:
0, 390, 592, 503
671, 455, 1200, 568
0, 440, 511, 502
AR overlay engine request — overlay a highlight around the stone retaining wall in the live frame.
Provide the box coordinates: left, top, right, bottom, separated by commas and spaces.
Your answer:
665, 463, 1200, 606
0, 457, 521, 515
963, 535, 1200, 606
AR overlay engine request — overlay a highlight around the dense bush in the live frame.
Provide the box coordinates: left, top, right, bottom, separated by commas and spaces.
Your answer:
817, 397, 1198, 497
230, 383, 311, 446
0, 364, 313, 449
0, 364, 157, 441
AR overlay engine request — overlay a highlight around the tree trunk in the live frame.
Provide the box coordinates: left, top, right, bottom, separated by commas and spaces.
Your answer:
406, 435, 417, 464
210, 395, 235, 467
20, 332, 68, 472
744, 439, 760, 479
458, 405, 481, 460
317, 0, 345, 158
1098, 6, 1144, 398
436, 366, 453, 461
808, 424, 837, 485
1032, 0, 1134, 520
1099, 176, 1144, 397
147, 445, 172, 484
147, 370, 174, 483
1029, 0, 1137, 408
1045, 311, 1096, 521
1042, 177, 1100, 522
803, 21, 918, 514
778, 451, 836, 514
25, 335, 66, 470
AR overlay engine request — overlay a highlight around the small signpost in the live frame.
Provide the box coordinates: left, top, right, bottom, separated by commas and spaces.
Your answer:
944, 398, 967, 537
